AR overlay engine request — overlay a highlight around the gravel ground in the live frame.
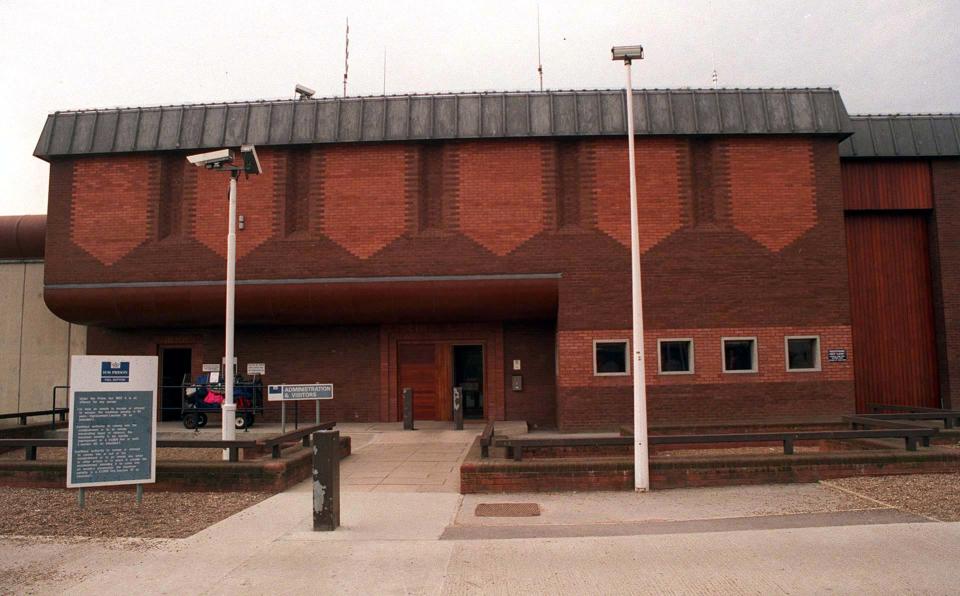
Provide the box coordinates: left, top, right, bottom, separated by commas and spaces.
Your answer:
0, 488, 268, 538
0, 447, 237, 461
827, 473, 960, 521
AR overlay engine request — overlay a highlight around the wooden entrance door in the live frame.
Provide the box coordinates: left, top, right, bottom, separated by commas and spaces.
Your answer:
846, 212, 940, 411
398, 343, 439, 420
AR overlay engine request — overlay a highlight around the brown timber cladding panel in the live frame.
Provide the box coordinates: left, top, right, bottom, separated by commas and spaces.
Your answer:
842, 160, 933, 211
845, 212, 939, 410
398, 343, 439, 420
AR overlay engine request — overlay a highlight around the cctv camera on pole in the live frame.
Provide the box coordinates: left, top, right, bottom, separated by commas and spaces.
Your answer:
186, 145, 261, 458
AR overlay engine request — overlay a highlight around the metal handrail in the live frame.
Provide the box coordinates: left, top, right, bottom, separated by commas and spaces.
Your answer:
0, 408, 68, 426
51, 385, 69, 429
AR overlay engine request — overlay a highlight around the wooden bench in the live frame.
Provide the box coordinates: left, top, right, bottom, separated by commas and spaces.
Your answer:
261, 421, 336, 458
496, 436, 631, 461
866, 403, 960, 429
497, 424, 938, 461
480, 421, 495, 458
0, 437, 264, 463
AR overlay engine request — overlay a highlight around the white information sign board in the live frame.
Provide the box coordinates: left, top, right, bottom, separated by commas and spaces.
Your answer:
267, 384, 334, 401
247, 362, 266, 375
67, 356, 158, 488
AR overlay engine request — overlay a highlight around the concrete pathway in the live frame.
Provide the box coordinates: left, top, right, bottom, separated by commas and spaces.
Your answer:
4, 424, 960, 594
334, 421, 525, 493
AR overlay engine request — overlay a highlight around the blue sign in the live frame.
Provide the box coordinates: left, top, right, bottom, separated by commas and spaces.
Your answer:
100, 361, 130, 383
267, 384, 334, 401
69, 391, 154, 486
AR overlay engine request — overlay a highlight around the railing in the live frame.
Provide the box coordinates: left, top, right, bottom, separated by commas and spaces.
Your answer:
0, 408, 68, 427
46, 383, 269, 430
51, 385, 69, 429
0, 421, 337, 463
866, 403, 960, 429
492, 422, 938, 461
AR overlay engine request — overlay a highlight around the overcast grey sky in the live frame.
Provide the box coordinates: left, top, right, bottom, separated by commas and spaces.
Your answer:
2, 0, 958, 215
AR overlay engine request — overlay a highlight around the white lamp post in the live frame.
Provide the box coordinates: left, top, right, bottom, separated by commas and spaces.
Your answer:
187, 145, 262, 458
611, 44, 650, 492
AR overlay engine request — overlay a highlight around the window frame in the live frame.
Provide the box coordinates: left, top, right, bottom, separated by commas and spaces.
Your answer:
593, 339, 631, 377
784, 335, 821, 372
657, 338, 695, 375
721, 336, 759, 374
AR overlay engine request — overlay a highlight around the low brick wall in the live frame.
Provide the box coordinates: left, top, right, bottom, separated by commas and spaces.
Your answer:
460, 438, 960, 493
0, 435, 352, 492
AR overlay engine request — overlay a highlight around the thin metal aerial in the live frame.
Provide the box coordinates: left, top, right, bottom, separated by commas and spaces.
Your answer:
383, 48, 387, 95
536, 4, 544, 91
343, 18, 350, 97
712, 52, 718, 89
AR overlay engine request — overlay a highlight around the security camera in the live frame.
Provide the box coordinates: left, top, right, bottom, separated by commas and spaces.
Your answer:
240, 145, 261, 175
186, 148, 234, 168
295, 84, 315, 99
611, 45, 644, 62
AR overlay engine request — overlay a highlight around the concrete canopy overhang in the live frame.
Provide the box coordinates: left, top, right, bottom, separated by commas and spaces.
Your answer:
44, 273, 560, 327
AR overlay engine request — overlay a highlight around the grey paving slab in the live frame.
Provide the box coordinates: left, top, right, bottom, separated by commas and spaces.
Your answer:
441, 509, 928, 540
455, 483, 880, 527
438, 523, 960, 595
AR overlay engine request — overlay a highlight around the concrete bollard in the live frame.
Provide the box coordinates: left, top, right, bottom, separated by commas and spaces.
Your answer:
453, 386, 464, 430
402, 387, 415, 430
312, 430, 340, 531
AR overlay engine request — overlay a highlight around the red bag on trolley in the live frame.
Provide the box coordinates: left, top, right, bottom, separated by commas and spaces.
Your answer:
203, 390, 225, 405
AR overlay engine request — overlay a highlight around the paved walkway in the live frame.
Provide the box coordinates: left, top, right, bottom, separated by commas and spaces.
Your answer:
335, 421, 526, 492
4, 424, 960, 594
337, 422, 479, 492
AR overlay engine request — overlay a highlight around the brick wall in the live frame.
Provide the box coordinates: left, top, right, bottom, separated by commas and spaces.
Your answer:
458, 139, 546, 255
72, 155, 153, 265
556, 326, 853, 430
87, 325, 381, 423
49, 135, 854, 429
502, 321, 556, 429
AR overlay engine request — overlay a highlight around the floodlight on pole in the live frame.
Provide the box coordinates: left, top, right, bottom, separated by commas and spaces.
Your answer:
611, 44, 649, 492
186, 145, 261, 459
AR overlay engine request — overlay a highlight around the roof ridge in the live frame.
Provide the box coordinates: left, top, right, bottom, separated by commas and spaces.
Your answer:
47, 87, 841, 116
850, 113, 960, 119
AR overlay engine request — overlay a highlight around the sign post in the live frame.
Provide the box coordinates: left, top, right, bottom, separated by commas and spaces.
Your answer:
67, 356, 158, 507
269, 384, 333, 432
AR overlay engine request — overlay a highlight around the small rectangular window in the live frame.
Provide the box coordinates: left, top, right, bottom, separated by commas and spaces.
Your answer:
658, 339, 693, 374
594, 340, 629, 376
722, 337, 757, 373
786, 336, 820, 371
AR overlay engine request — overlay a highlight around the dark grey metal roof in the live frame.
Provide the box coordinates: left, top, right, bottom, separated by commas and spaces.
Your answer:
840, 114, 960, 158
34, 88, 851, 159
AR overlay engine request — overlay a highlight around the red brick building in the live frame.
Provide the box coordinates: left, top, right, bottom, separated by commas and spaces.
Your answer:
30, 89, 960, 430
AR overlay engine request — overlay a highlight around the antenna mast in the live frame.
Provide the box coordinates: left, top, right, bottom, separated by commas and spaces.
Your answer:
383, 47, 387, 95
343, 17, 350, 97
536, 4, 544, 91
